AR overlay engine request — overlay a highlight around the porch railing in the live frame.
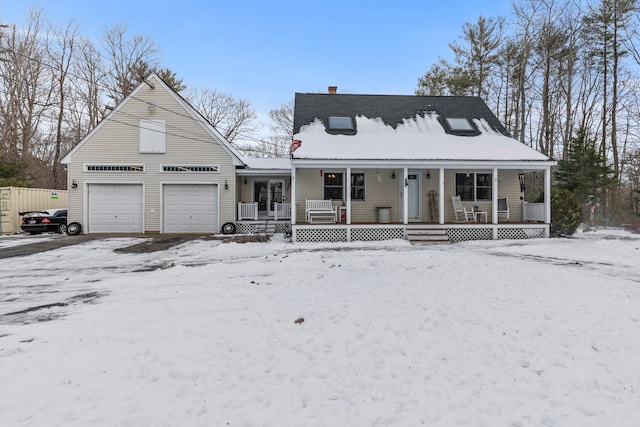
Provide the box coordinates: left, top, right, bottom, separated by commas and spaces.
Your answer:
274, 202, 291, 220
237, 202, 291, 220
523, 202, 545, 222
237, 202, 258, 220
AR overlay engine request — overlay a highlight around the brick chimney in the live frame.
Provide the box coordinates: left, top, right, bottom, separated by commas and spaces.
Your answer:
328, 86, 337, 94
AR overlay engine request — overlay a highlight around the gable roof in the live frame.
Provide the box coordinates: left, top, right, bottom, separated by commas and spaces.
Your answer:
61, 73, 245, 165
292, 93, 552, 163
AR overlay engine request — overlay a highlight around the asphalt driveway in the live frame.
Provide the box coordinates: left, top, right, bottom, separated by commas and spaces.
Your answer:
0, 233, 270, 259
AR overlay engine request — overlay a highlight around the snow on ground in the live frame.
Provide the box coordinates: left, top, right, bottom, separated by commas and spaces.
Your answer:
1, 229, 639, 426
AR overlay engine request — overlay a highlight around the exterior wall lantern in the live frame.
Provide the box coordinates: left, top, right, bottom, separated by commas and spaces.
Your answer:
426, 170, 431, 180
224, 180, 229, 190
71, 180, 78, 189
391, 171, 396, 179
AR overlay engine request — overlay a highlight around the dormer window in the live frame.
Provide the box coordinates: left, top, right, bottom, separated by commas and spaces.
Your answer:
445, 118, 474, 131
328, 116, 354, 130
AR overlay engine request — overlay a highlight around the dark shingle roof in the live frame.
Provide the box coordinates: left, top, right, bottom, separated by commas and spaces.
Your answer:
293, 93, 510, 137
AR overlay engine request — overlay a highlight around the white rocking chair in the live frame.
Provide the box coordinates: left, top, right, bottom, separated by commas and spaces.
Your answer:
451, 195, 474, 223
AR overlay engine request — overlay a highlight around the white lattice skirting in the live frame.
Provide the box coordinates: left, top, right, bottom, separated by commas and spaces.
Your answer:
294, 226, 405, 242
293, 225, 548, 243
236, 222, 291, 235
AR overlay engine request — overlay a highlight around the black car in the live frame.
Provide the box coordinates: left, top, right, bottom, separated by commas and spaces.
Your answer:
19, 209, 68, 235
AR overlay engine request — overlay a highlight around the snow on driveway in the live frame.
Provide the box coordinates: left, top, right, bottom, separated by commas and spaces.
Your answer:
1, 229, 639, 426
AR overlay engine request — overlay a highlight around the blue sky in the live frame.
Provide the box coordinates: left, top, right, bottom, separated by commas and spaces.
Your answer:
0, 0, 512, 119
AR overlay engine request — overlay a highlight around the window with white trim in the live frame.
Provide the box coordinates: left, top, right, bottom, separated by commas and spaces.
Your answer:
455, 172, 492, 201
140, 119, 166, 153
323, 172, 365, 201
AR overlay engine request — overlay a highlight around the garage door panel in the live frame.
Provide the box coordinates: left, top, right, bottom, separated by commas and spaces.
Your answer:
163, 184, 217, 233
88, 184, 143, 233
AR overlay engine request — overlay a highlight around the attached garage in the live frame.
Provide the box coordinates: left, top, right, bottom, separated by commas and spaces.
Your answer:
163, 184, 218, 233
88, 184, 144, 233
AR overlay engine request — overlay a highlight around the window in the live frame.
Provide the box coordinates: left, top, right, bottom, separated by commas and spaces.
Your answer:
455, 173, 492, 201
351, 173, 365, 201
323, 172, 343, 200
446, 118, 474, 131
140, 119, 166, 153
323, 172, 365, 201
328, 116, 354, 130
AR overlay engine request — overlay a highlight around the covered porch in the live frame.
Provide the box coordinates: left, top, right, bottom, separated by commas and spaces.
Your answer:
290, 161, 554, 242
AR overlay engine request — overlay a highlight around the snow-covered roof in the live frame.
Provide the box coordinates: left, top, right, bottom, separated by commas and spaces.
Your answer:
239, 157, 291, 172
293, 114, 550, 162
292, 92, 552, 163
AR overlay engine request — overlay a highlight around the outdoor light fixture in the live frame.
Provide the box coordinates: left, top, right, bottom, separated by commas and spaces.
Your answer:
426, 170, 431, 179
224, 180, 229, 190
71, 180, 78, 189
244, 177, 247, 185
391, 171, 396, 179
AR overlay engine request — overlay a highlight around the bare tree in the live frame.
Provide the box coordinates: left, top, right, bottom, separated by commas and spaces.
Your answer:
70, 36, 107, 137
185, 88, 258, 145
47, 19, 80, 188
102, 24, 160, 104
0, 9, 52, 179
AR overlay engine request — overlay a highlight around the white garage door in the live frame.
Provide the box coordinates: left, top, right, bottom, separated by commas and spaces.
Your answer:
163, 184, 218, 233
88, 184, 144, 233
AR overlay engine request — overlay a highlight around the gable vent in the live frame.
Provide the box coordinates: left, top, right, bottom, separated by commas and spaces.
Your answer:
85, 164, 144, 172
161, 164, 219, 173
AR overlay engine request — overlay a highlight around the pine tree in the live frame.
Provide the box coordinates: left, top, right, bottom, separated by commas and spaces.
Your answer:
555, 128, 615, 205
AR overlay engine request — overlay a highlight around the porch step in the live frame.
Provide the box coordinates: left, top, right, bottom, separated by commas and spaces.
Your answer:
405, 225, 450, 243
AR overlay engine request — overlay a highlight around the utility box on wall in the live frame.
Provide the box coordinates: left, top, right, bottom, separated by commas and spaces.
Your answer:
0, 187, 69, 235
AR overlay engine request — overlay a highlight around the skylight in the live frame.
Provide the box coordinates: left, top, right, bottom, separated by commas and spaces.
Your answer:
328, 116, 354, 130
445, 118, 474, 131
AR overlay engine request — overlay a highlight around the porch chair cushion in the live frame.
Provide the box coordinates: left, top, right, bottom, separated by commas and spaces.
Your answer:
497, 197, 510, 222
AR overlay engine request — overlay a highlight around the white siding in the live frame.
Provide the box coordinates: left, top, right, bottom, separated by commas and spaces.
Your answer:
66, 74, 238, 233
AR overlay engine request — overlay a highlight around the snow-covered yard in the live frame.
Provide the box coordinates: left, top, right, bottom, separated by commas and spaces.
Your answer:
1, 229, 639, 426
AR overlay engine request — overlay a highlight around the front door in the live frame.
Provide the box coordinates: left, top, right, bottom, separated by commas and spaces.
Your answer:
407, 171, 421, 221
254, 180, 284, 217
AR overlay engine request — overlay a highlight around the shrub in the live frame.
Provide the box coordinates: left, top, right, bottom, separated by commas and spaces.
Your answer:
550, 188, 582, 237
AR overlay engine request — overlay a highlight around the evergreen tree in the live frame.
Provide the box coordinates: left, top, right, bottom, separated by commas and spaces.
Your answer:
555, 128, 615, 205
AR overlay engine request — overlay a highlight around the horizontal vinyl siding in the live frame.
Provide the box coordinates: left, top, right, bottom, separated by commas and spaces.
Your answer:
67, 80, 236, 233
352, 171, 399, 223
295, 168, 400, 223
445, 169, 521, 222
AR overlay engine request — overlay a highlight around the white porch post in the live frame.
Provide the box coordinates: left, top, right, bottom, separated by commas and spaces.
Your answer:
492, 167, 499, 240
544, 166, 551, 236
403, 167, 409, 224
438, 168, 445, 224
346, 167, 351, 224
291, 166, 296, 224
